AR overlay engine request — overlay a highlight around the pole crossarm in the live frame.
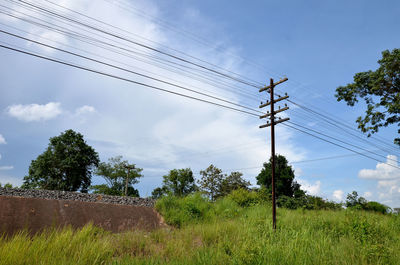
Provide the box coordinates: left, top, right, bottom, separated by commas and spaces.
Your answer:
259, 117, 290, 128
259, 95, 289, 108
259, 77, 288, 92
259, 106, 289, 119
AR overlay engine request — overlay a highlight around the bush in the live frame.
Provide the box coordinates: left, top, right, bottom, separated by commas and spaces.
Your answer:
155, 193, 211, 227
227, 188, 260, 207
364, 201, 390, 214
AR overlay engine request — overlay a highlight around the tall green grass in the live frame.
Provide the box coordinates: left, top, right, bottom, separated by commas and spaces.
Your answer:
1, 194, 399, 264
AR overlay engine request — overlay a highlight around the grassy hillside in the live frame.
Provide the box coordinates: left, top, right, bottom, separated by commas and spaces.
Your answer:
1, 194, 399, 265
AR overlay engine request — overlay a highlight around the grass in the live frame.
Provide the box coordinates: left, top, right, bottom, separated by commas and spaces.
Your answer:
1, 194, 399, 264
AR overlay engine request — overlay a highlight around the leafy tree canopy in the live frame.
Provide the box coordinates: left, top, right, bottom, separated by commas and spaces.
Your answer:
335, 48, 400, 145
91, 156, 142, 197
22, 129, 99, 192
163, 168, 197, 197
256, 154, 305, 198
345, 191, 390, 214
219, 171, 251, 197
198, 164, 225, 201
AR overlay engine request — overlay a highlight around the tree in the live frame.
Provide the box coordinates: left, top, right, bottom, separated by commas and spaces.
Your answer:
256, 154, 305, 198
156, 168, 197, 197
335, 48, 400, 145
219, 171, 251, 197
151, 187, 167, 199
345, 191, 390, 214
91, 156, 142, 197
22, 129, 99, 192
198, 164, 225, 201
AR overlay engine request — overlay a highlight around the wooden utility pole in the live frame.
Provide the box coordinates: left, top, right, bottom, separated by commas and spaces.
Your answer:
124, 165, 135, 196
259, 77, 290, 230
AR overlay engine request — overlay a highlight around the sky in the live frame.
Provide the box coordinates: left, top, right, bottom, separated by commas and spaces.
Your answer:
0, 0, 399, 207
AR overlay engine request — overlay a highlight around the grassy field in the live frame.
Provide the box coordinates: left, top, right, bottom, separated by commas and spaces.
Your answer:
1, 194, 399, 265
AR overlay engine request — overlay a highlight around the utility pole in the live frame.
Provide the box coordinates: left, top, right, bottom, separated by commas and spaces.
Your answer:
259, 77, 290, 230
124, 165, 135, 196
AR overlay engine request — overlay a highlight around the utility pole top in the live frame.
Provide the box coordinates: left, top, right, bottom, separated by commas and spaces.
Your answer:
259, 77, 290, 231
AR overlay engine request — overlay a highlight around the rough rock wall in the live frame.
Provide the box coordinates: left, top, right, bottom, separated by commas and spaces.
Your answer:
0, 188, 155, 207
0, 189, 164, 236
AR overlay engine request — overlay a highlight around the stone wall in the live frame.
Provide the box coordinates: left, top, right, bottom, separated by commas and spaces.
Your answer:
0, 188, 154, 207
0, 189, 164, 236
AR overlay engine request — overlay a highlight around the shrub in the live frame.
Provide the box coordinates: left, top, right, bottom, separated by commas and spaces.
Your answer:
227, 188, 260, 207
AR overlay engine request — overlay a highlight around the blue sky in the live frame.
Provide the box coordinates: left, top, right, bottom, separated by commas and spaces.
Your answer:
0, 0, 399, 206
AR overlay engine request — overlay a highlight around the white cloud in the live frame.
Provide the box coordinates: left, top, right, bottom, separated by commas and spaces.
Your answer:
358, 155, 400, 180
7, 102, 62, 122
359, 155, 400, 207
0, 134, 6, 144
0, 166, 14, 171
75, 105, 96, 116
297, 179, 321, 196
333, 190, 344, 201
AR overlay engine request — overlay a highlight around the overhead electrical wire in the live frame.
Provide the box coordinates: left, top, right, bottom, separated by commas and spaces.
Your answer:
0, 5, 262, 102
1, 2, 398, 171
0, 29, 264, 115
11, 0, 262, 88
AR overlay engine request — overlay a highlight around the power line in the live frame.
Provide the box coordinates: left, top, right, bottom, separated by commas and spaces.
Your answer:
281, 123, 400, 170
13, 0, 262, 88
0, 43, 261, 117
0, 29, 264, 115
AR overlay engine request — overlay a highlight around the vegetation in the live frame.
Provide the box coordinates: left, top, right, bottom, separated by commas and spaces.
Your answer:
0, 183, 14, 189
256, 154, 305, 198
335, 48, 400, 145
151, 168, 197, 198
198, 164, 250, 201
90, 156, 142, 197
1, 193, 399, 265
21, 129, 99, 193
346, 191, 390, 214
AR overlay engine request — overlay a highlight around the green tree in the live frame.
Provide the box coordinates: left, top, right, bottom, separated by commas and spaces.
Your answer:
198, 164, 225, 201
22, 129, 99, 192
256, 154, 305, 198
91, 156, 142, 197
219, 171, 251, 197
0, 183, 14, 189
151, 187, 167, 199
335, 48, 400, 145
159, 168, 197, 197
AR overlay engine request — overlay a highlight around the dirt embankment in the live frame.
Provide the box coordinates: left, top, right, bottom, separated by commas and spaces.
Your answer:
0, 189, 165, 236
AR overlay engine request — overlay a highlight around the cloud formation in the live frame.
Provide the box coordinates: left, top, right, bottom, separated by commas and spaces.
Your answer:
297, 179, 321, 196
0, 134, 6, 144
75, 105, 96, 116
0, 166, 14, 171
358, 155, 400, 180
358, 155, 400, 207
333, 189, 344, 201
7, 102, 62, 122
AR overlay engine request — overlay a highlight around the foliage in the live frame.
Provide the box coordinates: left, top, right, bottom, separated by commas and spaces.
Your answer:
152, 168, 197, 198
219, 171, 251, 197
335, 48, 400, 145
21, 129, 99, 193
346, 191, 390, 214
0, 183, 14, 189
198, 164, 225, 201
151, 187, 167, 199
227, 188, 260, 207
91, 156, 142, 197
155, 193, 211, 227
198, 165, 251, 201
256, 154, 305, 198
